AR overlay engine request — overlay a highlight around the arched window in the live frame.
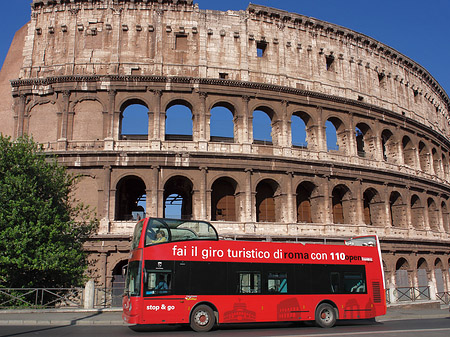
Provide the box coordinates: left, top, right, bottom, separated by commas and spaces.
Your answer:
210, 105, 234, 142
363, 188, 382, 226
418, 142, 430, 173
291, 113, 308, 148
441, 201, 449, 233
411, 195, 425, 230
325, 120, 338, 151
332, 184, 351, 224
428, 198, 439, 231
211, 178, 237, 221
395, 258, 410, 298
165, 103, 193, 141
296, 182, 315, 223
256, 180, 278, 222
381, 129, 396, 162
402, 136, 415, 167
163, 176, 193, 220
120, 103, 149, 140
253, 109, 272, 144
115, 176, 146, 221
389, 191, 406, 228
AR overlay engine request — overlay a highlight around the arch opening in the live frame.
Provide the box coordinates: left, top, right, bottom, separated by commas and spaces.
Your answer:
115, 176, 146, 221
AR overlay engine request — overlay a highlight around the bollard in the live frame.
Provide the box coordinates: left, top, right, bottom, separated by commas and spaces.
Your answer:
84, 279, 95, 309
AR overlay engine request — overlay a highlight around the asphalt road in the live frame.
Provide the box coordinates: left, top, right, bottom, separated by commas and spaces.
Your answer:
1, 318, 450, 337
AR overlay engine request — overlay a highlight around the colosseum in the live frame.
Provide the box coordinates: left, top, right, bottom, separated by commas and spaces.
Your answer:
1, 0, 449, 305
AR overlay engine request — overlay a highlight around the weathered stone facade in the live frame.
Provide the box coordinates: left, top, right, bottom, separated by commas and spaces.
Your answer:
1, 0, 449, 302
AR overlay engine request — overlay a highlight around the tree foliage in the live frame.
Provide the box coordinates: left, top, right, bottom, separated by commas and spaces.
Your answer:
0, 135, 98, 288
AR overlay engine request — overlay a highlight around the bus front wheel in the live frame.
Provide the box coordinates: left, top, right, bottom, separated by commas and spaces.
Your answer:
315, 303, 337, 328
190, 304, 215, 332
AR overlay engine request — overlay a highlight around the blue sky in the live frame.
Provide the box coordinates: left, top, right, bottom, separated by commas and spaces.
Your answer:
1, 0, 449, 96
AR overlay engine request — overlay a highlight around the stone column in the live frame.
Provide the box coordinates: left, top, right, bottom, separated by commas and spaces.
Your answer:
389, 271, 397, 303
104, 90, 116, 150
355, 179, 364, 226
150, 165, 160, 217
245, 168, 253, 222
429, 269, 437, 300
347, 113, 357, 157
199, 166, 208, 220
316, 107, 326, 152
16, 94, 26, 138
102, 165, 112, 232
58, 90, 70, 150
286, 171, 295, 223
322, 175, 332, 224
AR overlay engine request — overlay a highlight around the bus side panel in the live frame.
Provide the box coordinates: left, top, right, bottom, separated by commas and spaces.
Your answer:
141, 297, 190, 324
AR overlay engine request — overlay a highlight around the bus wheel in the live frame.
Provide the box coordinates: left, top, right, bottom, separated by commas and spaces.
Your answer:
190, 304, 215, 332
315, 303, 336, 328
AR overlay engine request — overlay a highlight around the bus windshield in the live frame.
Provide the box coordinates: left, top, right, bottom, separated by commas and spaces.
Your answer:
144, 218, 218, 246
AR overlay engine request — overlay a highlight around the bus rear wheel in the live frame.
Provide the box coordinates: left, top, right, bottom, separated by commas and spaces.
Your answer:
315, 303, 336, 328
190, 304, 215, 332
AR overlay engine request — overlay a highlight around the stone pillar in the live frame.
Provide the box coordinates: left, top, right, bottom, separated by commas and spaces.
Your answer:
16, 94, 26, 138
322, 175, 332, 224
150, 165, 160, 217
389, 271, 397, 303
102, 165, 112, 232
429, 269, 437, 300
242, 96, 251, 144
384, 184, 392, 227
199, 166, 208, 220
286, 172, 295, 223
58, 90, 70, 149
316, 107, 326, 152
355, 179, 364, 226
347, 114, 357, 157
84, 279, 95, 309
245, 168, 253, 222
405, 187, 413, 229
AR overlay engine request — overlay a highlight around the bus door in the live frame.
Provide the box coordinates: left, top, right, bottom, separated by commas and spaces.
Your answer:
141, 260, 187, 324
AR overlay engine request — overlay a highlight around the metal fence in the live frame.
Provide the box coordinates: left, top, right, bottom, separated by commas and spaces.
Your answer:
0, 287, 124, 309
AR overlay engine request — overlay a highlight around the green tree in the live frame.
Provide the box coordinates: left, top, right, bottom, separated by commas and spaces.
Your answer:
0, 135, 97, 288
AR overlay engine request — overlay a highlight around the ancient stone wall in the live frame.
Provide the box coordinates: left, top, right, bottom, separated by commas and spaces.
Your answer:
1, 0, 449, 298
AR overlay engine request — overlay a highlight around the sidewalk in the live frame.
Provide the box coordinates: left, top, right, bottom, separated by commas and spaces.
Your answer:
0, 303, 448, 326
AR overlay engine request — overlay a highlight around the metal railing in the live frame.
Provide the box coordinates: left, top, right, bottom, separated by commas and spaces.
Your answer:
0, 288, 84, 309
436, 291, 450, 304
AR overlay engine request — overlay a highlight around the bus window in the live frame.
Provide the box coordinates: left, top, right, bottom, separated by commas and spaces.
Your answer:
344, 273, 366, 293
267, 272, 288, 293
125, 261, 141, 296
330, 272, 340, 293
131, 220, 145, 250
143, 270, 172, 296
145, 220, 169, 246
238, 272, 261, 294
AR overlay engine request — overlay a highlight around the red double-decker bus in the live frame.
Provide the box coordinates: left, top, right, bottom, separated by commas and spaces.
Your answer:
122, 218, 386, 331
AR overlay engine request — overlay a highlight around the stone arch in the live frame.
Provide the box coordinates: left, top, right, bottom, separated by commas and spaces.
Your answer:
255, 178, 280, 222
211, 177, 238, 221
325, 117, 345, 152
402, 135, 416, 167
411, 194, 425, 230
252, 106, 276, 145
363, 187, 383, 226
115, 175, 146, 221
434, 258, 445, 294
432, 148, 440, 176
389, 191, 406, 228
119, 98, 149, 140
111, 259, 128, 306
210, 102, 235, 142
296, 181, 317, 223
291, 111, 311, 148
355, 122, 375, 158
395, 258, 411, 294
164, 99, 194, 140
441, 201, 449, 233
418, 141, 431, 173
71, 95, 107, 113
331, 184, 352, 224
72, 99, 104, 141
381, 129, 397, 162
427, 197, 439, 231
417, 257, 429, 299
163, 175, 193, 220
